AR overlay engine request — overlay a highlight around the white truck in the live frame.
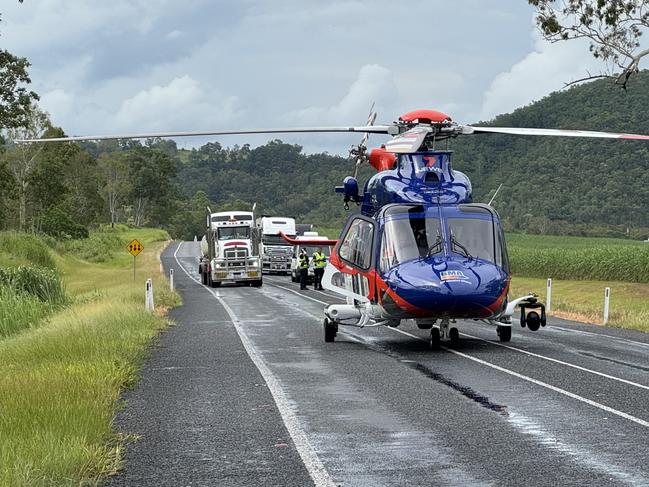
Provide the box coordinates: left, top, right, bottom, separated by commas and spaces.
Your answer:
256, 216, 296, 274
199, 211, 262, 287
290, 232, 332, 283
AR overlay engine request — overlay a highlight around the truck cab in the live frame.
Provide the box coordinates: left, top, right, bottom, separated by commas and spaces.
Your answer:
290, 232, 332, 283
256, 216, 296, 274
199, 211, 262, 287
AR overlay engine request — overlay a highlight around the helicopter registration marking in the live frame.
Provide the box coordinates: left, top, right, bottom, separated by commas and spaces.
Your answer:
440, 270, 470, 283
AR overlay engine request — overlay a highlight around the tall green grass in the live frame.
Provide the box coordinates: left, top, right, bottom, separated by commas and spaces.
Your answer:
0, 228, 179, 485
0, 266, 67, 304
0, 302, 167, 485
0, 233, 56, 269
0, 286, 54, 338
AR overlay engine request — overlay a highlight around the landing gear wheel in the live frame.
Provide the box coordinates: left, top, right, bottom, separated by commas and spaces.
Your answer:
324, 318, 337, 343
497, 325, 511, 342
449, 327, 460, 347
430, 327, 441, 351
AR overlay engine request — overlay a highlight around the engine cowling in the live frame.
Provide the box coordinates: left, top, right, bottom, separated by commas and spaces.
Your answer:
369, 147, 397, 172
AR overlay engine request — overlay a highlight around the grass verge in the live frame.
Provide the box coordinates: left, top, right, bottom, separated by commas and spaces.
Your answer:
511, 276, 649, 332
0, 227, 180, 486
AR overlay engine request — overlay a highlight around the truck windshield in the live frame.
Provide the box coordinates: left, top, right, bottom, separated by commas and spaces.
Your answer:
217, 226, 250, 240
380, 214, 442, 272
262, 234, 295, 245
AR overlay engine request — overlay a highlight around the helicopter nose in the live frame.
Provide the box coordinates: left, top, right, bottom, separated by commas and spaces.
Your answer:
383, 258, 508, 318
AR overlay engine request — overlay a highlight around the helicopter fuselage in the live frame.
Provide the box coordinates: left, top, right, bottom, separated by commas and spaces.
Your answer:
325, 151, 511, 322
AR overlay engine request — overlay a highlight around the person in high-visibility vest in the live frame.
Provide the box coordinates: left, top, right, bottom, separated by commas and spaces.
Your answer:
298, 248, 310, 290
312, 247, 326, 290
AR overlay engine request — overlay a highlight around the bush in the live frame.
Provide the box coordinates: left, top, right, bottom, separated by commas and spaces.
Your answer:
0, 266, 67, 304
41, 208, 89, 240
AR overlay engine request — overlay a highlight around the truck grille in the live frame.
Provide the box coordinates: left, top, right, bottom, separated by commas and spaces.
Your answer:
225, 248, 248, 259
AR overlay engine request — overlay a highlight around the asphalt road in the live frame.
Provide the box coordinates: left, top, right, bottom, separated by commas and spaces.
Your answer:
108, 241, 649, 486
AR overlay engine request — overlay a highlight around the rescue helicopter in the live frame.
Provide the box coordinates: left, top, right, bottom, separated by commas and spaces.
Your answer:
22, 109, 649, 349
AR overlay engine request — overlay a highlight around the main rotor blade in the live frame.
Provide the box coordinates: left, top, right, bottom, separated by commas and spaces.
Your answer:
469, 126, 649, 140
18, 125, 393, 143
383, 126, 431, 153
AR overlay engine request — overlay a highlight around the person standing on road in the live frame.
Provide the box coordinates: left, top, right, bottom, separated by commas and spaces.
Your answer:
299, 248, 309, 290
312, 247, 326, 290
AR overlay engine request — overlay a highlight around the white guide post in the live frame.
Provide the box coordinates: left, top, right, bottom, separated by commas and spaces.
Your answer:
145, 278, 155, 312
169, 268, 174, 291
603, 287, 611, 325
546, 278, 552, 313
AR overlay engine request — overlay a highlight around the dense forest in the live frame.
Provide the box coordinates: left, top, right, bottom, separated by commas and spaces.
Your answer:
1, 72, 649, 240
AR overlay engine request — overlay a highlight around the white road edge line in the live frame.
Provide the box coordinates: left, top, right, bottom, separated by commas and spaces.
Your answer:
460, 332, 649, 391
261, 278, 649, 428
549, 325, 649, 349
386, 327, 649, 429
172, 242, 336, 487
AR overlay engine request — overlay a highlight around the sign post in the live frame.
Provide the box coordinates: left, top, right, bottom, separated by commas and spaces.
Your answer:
127, 239, 144, 281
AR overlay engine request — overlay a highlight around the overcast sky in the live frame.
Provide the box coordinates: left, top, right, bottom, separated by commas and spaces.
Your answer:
1, 0, 602, 154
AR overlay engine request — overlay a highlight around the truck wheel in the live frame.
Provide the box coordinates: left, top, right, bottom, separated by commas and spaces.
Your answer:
252, 279, 263, 287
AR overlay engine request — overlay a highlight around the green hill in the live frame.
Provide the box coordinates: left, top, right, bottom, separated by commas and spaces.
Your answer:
174, 72, 649, 239
451, 71, 649, 238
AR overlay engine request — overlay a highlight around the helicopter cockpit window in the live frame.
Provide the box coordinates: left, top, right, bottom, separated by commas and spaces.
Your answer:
447, 215, 495, 263
338, 218, 374, 270
380, 213, 443, 272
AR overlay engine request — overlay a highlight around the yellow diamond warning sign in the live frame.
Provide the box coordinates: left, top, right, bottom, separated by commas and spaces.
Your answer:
127, 239, 144, 257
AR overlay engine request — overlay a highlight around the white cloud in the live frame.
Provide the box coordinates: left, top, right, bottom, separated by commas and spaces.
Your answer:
166, 30, 183, 40
39, 89, 74, 120
480, 31, 602, 121
114, 76, 243, 132
0, 0, 544, 153
284, 65, 398, 125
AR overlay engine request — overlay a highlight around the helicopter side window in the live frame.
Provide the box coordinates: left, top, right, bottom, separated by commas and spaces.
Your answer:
338, 218, 374, 270
380, 215, 442, 273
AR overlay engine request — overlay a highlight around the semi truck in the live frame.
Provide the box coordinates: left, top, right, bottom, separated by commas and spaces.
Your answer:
199, 211, 263, 287
256, 216, 296, 274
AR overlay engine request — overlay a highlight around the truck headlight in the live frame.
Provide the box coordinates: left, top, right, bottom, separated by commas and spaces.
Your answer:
248, 259, 259, 267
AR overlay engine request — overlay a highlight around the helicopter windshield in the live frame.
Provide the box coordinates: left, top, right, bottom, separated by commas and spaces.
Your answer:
447, 206, 496, 263
380, 209, 443, 272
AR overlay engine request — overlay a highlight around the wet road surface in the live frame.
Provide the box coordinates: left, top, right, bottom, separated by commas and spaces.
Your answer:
108, 242, 649, 486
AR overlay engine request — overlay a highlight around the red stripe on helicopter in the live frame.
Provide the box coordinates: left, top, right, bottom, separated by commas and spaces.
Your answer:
621, 134, 649, 140
487, 278, 510, 313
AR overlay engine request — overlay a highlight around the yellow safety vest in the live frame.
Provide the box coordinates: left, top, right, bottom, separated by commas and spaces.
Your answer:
299, 254, 309, 269
313, 251, 326, 268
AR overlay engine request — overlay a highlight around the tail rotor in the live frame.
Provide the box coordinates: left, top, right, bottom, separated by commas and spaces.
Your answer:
350, 103, 377, 179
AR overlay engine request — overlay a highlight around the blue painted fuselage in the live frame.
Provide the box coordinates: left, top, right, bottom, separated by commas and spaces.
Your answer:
354, 151, 510, 319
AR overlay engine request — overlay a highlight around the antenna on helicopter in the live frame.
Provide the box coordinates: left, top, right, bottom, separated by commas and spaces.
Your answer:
487, 183, 503, 206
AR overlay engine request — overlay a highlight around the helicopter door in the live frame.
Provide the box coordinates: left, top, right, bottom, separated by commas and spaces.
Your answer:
323, 215, 376, 303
